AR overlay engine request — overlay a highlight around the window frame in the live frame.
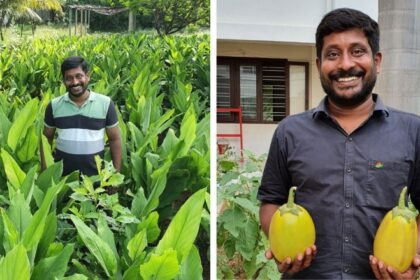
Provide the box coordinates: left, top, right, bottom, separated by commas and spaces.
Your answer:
218, 57, 309, 124
288, 61, 310, 112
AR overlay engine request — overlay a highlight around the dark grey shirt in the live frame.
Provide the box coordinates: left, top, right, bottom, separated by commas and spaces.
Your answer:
258, 94, 420, 279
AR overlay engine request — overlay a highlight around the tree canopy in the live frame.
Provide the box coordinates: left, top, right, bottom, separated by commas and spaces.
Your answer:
119, 0, 210, 35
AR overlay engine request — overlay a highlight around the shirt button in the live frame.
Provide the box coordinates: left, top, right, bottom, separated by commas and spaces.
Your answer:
346, 168, 352, 173
348, 137, 353, 142
345, 202, 350, 208
344, 236, 349, 242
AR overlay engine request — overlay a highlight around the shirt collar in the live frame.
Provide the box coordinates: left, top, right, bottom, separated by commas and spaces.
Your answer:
64, 90, 95, 104
312, 93, 389, 119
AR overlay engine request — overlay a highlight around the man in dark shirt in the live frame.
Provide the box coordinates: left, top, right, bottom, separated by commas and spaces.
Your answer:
42, 56, 122, 176
258, 8, 420, 279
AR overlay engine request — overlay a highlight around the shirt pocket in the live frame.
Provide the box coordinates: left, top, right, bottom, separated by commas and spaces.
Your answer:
365, 160, 410, 209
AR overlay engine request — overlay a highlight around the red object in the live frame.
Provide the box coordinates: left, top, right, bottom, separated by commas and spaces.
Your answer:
217, 107, 243, 155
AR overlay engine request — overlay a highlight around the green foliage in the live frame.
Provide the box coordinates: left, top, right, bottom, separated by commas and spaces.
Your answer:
0, 33, 209, 279
119, 0, 209, 35
0, 244, 30, 280
217, 151, 281, 279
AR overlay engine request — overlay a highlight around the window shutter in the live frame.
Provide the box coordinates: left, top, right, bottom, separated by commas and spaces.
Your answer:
262, 62, 287, 122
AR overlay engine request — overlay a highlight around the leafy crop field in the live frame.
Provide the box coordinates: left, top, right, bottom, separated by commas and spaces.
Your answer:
0, 33, 210, 279
217, 152, 280, 279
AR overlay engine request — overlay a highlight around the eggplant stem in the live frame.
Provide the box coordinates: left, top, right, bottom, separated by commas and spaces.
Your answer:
287, 186, 297, 208
398, 187, 407, 209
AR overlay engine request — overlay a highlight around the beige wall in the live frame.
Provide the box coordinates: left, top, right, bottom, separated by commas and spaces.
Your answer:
217, 123, 278, 156
217, 40, 325, 155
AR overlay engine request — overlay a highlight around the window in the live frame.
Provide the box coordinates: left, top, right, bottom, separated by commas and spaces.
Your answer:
217, 57, 308, 123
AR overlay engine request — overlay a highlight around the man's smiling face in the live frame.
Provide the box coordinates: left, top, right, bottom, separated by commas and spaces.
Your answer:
63, 66, 90, 98
317, 28, 382, 107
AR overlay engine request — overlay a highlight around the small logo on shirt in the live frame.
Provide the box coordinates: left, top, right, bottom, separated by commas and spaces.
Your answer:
374, 161, 384, 169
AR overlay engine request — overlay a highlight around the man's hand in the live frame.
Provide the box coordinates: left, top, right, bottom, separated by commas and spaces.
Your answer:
266, 245, 317, 275
369, 255, 420, 280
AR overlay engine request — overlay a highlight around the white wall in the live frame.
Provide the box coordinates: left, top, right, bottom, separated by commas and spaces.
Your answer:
217, 123, 278, 156
217, 0, 378, 43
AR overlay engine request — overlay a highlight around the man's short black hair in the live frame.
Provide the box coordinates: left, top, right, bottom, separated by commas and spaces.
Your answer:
61, 56, 89, 77
315, 8, 380, 59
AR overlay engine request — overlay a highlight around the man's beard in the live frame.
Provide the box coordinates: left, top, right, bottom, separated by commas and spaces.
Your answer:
67, 84, 88, 98
320, 67, 377, 107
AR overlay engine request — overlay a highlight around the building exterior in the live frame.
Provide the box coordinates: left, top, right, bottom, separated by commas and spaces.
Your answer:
217, 0, 419, 155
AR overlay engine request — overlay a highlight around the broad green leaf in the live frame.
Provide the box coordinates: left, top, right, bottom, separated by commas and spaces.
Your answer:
160, 158, 191, 208
131, 153, 146, 188
201, 208, 210, 235
140, 249, 179, 280
140, 95, 152, 133
155, 188, 206, 262
223, 236, 236, 259
0, 244, 30, 280
136, 110, 176, 156
244, 256, 258, 278
20, 165, 37, 202
255, 261, 281, 280
22, 180, 63, 251
116, 107, 128, 168
31, 244, 74, 280
71, 259, 97, 279
36, 161, 63, 193
62, 274, 89, 280
176, 105, 196, 158
0, 106, 11, 147
35, 212, 57, 262
45, 242, 64, 258
178, 245, 202, 280
127, 229, 147, 261
137, 211, 160, 243
122, 258, 142, 280
32, 185, 45, 209
70, 215, 117, 277
141, 161, 171, 216
16, 125, 38, 163
1, 209, 19, 252
235, 219, 259, 261
0, 222, 3, 257
159, 128, 180, 159
128, 122, 144, 150
1, 148, 26, 191
231, 197, 260, 219
41, 134, 54, 168
196, 113, 209, 141
131, 187, 147, 219
7, 98, 39, 152
218, 207, 247, 238
97, 214, 118, 260
7, 192, 31, 239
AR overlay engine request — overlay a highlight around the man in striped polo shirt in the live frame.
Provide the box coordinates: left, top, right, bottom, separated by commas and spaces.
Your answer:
43, 56, 121, 177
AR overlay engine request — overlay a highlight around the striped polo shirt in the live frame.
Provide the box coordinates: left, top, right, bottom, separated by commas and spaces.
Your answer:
44, 91, 118, 176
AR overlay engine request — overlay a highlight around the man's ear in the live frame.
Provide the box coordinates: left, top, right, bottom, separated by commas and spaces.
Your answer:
316, 57, 321, 74
374, 52, 382, 74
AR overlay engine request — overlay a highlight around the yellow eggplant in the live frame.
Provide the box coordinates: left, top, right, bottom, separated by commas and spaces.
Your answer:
373, 186, 418, 272
269, 186, 316, 262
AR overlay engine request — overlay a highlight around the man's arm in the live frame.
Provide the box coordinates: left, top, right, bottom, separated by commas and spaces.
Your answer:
260, 202, 280, 236
106, 126, 122, 172
40, 127, 55, 171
